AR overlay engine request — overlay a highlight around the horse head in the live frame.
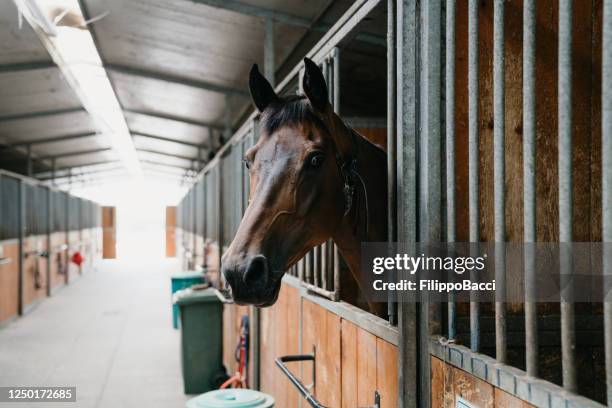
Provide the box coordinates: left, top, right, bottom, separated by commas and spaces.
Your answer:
221, 58, 358, 306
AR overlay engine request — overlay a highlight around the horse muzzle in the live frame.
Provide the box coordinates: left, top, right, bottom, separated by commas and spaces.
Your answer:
222, 254, 282, 307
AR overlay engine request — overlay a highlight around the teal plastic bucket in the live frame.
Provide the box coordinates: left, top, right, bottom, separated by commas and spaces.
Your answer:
186, 389, 275, 408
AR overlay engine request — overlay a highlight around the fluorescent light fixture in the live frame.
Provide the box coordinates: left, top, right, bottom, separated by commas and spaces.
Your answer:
14, 0, 142, 177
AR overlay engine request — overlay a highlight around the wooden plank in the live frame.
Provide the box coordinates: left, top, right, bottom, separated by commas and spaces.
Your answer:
302, 298, 341, 407
449, 365, 494, 407
341, 320, 358, 408
494, 388, 536, 407
102, 206, 116, 259
0, 242, 19, 323
431, 356, 446, 408
166, 206, 176, 257
357, 327, 377, 407
376, 338, 398, 408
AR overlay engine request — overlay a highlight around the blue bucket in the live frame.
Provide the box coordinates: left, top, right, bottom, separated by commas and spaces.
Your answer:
186, 389, 275, 408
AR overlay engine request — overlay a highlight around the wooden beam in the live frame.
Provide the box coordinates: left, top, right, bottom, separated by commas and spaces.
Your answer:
0, 107, 85, 122
3, 132, 98, 148
0, 61, 55, 73
38, 147, 113, 160
131, 132, 207, 149
106, 64, 248, 97
123, 108, 225, 130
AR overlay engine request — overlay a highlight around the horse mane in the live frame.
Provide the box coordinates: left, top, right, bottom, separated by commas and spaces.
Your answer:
260, 94, 327, 136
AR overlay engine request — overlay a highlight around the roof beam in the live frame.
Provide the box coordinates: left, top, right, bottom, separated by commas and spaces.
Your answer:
137, 148, 202, 163
190, 0, 321, 29
0, 107, 85, 123
106, 64, 248, 97
2, 132, 98, 148
38, 147, 113, 160
189, 0, 385, 46
0, 61, 56, 73
123, 108, 224, 130
132, 132, 207, 149
140, 159, 195, 171
40, 165, 124, 181
51, 159, 121, 172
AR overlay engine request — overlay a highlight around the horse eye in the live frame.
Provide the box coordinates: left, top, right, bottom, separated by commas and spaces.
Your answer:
309, 154, 325, 168
243, 158, 250, 169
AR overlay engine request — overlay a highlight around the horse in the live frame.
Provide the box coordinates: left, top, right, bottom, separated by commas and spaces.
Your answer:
221, 58, 387, 314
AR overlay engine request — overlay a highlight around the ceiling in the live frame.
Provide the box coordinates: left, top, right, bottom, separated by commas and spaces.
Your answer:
0, 0, 362, 187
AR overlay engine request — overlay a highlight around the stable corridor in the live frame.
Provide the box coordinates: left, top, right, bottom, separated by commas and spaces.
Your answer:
0, 256, 189, 408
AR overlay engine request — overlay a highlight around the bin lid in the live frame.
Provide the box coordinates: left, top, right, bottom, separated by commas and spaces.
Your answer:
186, 389, 274, 408
171, 271, 204, 280
174, 287, 219, 306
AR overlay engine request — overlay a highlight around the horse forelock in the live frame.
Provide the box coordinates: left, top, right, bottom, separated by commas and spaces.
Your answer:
259, 94, 328, 138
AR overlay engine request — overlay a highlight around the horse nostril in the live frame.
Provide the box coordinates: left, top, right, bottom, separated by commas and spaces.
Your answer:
244, 255, 269, 285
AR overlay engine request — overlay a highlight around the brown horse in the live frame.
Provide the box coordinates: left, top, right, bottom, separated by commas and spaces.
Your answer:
221, 58, 387, 310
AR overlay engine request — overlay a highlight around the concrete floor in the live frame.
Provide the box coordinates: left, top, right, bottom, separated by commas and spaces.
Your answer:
0, 257, 191, 408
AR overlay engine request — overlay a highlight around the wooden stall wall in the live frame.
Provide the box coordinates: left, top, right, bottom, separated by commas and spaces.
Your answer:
21, 236, 47, 311
166, 206, 176, 257
102, 206, 116, 259
67, 230, 81, 281
256, 281, 398, 408
259, 284, 302, 408
0, 241, 19, 326
431, 357, 535, 407
49, 232, 67, 291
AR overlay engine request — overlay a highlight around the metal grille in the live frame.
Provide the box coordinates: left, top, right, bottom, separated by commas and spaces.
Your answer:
67, 196, 81, 231
0, 175, 20, 240
52, 190, 67, 233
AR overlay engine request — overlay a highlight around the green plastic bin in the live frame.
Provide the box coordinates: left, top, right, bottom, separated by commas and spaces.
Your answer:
186, 389, 275, 408
171, 271, 204, 328
175, 287, 224, 395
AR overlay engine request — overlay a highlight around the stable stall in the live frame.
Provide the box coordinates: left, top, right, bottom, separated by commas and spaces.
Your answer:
173, 0, 612, 407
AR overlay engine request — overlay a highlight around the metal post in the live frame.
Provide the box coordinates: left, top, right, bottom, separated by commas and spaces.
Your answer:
558, 0, 577, 392
26, 144, 33, 177
602, 0, 612, 404
493, 0, 506, 364
523, 0, 538, 378
397, 0, 419, 405
17, 179, 24, 315
387, 0, 397, 326
468, 0, 480, 353
332, 48, 341, 298
265, 18, 275, 87
445, 0, 456, 341
418, 0, 442, 405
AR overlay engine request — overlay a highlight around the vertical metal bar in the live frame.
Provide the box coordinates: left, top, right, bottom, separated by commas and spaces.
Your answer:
313, 245, 320, 288
523, 0, 538, 378
17, 179, 24, 315
418, 0, 442, 406
387, 0, 397, 326
493, 0, 507, 363
445, 0, 457, 341
332, 47, 341, 298
397, 0, 419, 405
468, 0, 480, 353
46, 187, 51, 297
26, 144, 32, 177
558, 0, 576, 392
602, 1, 612, 404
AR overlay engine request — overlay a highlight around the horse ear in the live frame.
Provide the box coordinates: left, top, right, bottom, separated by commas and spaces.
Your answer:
249, 64, 278, 112
302, 58, 329, 111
